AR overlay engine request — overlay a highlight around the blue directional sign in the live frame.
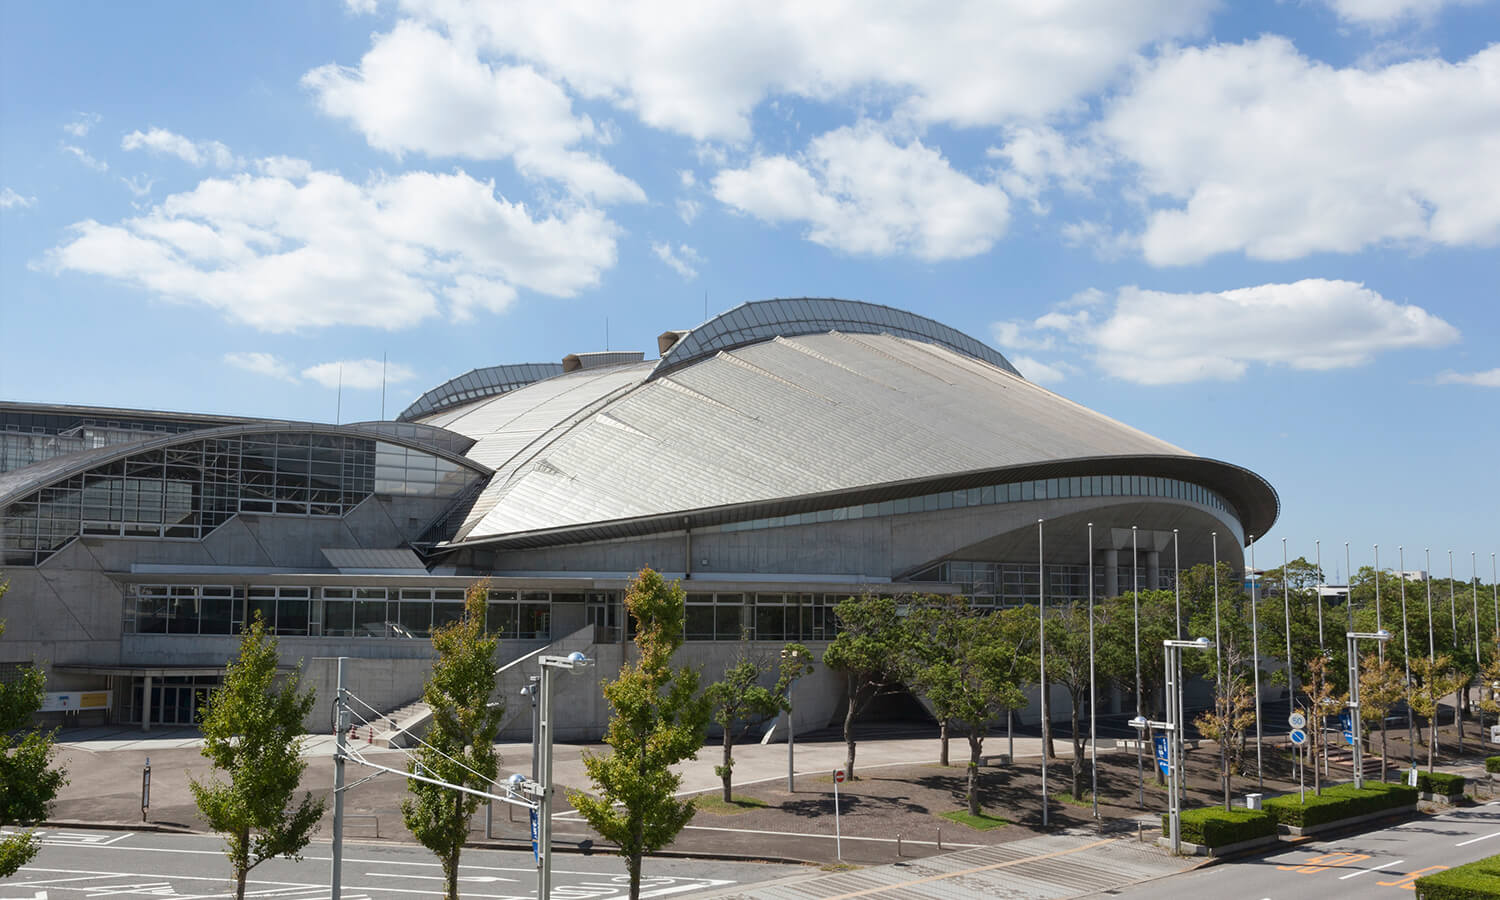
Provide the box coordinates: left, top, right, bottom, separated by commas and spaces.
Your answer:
1340, 711, 1355, 746
1289, 728, 1308, 746
530, 808, 539, 862
1153, 734, 1170, 775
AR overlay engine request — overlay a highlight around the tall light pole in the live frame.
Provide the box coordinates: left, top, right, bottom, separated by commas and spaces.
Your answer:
1133, 637, 1213, 856
1133, 524, 1143, 806
1038, 518, 1048, 828
1283, 539, 1297, 749
1375, 545, 1384, 662
1316, 540, 1325, 649
1401, 546, 1415, 767
1088, 522, 1098, 821
537, 652, 593, 900
1249, 535, 1263, 790
1173, 529, 1182, 640
1346, 542, 1354, 634
332, 657, 349, 900
1347, 630, 1392, 789
1212, 532, 1225, 808
782, 646, 807, 792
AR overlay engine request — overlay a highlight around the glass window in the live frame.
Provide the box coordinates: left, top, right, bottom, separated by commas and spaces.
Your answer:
323, 599, 354, 637
715, 604, 743, 641
398, 601, 431, 639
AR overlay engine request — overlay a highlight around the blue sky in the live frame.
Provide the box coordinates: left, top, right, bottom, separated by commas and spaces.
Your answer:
1, 0, 1496, 574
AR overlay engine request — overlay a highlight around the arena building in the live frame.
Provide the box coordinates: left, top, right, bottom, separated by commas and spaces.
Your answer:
0, 299, 1277, 738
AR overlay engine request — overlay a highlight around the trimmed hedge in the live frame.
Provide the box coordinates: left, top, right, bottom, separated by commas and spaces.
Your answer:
1264, 781, 1418, 828
1162, 807, 1277, 847
1419, 771, 1468, 796
1487, 756, 1500, 775
1415, 852, 1500, 899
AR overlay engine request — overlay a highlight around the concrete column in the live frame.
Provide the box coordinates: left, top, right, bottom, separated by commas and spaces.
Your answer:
1103, 549, 1119, 598
141, 674, 153, 733
1146, 550, 1160, 591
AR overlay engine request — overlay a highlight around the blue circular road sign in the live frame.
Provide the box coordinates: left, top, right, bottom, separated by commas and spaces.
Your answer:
1289, 728, 1308, 746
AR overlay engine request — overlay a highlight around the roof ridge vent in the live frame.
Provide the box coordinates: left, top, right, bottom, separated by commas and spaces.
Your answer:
562, 351, 646, 372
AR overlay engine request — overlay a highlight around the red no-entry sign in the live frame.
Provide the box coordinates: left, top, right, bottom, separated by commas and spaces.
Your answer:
833, 768, 846, 784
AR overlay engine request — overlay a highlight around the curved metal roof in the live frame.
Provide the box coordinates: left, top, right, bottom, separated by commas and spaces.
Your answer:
437, 330, 1277, 547
397, 362, 564, 422
0, 420, 493, 508
650, 297, 1021, 380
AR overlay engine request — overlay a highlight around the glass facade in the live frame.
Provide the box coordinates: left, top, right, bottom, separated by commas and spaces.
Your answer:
0, 432, 484, 566
684, 591, 842, 642
652, 297, 1021, 380
906, 559, 1176, 606
398, 362, 564, 421
716, 474, 1242, 543
124, 583, 560, 640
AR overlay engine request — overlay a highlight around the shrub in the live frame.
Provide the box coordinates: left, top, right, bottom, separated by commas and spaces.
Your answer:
1163, 807, 1277, 847
1486, 756, 1500, 775
1419, 771, 1467, 797
1264, 781, 1417, 828
1415, 852, 1500, 899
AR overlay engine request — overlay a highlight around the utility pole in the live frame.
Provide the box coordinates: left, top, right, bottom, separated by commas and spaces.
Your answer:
332, 657, 348, 900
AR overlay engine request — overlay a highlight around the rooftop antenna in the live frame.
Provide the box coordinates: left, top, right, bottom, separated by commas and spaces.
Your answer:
335, 364, 343, 425
704, 291, 708, 321
380, 352, 387, 421
605, 317, 609, 351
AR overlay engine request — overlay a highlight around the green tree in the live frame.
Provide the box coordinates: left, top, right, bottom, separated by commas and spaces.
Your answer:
1301, 653, 1339, 796
907, 599, 1032, 814
1, 582, 70, 878
1357, 652, 1406, 783
191, 615, 324, 900
1096, 589, 1175, 785
822, 593, 906, 781
402, 582, 504, 900
1043, 603, 1098, 802
570, 569, 710, 900
704, 641, 810, 802
1409, 654, 1466, 772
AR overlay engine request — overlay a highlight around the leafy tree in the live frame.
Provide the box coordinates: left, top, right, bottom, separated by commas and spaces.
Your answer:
1476, 634, 1500, 748
822, 593, 906, 781
1194, 665, 1256, 811
1409, 654, 1465, 773
1357, 652, 1406, 783
1043, 603, 1098, 801
1301, 653, 1339, 796
1096, 589, 1175, 785
704, 641, 810, 802
402, 582, 503, 900
191, 615, 324, 900
570, 569, 710, 900
1, 583, 70, 878
907, 599, 1032, 815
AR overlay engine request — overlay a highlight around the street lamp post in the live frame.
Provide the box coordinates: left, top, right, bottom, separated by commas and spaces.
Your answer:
1132, 637, 1213, 856
536, 652, 593, 900
782, 646, 807, 792
1346, 630, 1391, 789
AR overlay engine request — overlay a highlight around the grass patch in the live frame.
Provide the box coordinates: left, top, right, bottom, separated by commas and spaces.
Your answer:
694, 795, 769, 814
939, 809, 1013, 830
1050, 791, 1098, 808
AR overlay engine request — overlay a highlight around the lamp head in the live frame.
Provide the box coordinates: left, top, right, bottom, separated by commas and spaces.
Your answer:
566, 650, 593, 672
1129, 715, 1148, 730
508, 772, 526, 786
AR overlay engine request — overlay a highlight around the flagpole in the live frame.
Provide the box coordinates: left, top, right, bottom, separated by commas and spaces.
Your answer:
1401, 546, 1414, 767
1212, 531, 1225, 809
1250, 535, 1263, 790
1375, 545, 1384, 663
1088, 522, 1098, 821
1133, 524, 1143, 805
1038, 518, 1048, 828
1315, 540, 1325, 650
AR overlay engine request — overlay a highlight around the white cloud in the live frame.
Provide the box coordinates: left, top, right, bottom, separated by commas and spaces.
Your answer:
63, 112, 101, 138
42, 164, 619, 333
712, 124, 1010, 261
1061, 220, 1136, 261
675, 198, 700, 224
651, 241, 702, 279
304, 21, 643, 204
988, 125, 1101, 209
1010, 355, 1071, 384
991, 321, 1055, 351
1323, 0, 1482, 27
678, 170, 696, 188
346, 0, 378, 12
62, 144, 108, 172
122, 128, 242, 169
1066, 279, 1460, 384
302, 359, 417, 389
120, 175, 155, 198
224, 351, 298, 381
255, 156, 313, 179
1101, 38, 1500, 265
388, 0, 1213, 142
1435, 368, 1500, 387
1, 187, 36, 209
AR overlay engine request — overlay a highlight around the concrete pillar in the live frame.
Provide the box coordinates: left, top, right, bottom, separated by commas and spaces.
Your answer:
1146, 550, 1160, 591
141, 673, 153, 733
1103, 549, 1119, 598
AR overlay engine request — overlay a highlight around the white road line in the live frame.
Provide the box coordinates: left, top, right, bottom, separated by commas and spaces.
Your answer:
1340, 858, 1403, 880
679, 823, 983, 848
31, 843, 621, 877
364, 873, 517, 883
1456, 831, 1500, 847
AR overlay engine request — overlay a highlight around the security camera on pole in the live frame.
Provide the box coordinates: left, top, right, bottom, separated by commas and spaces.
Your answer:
1132, 636, 1213, 856
1347, 630, 1392, 789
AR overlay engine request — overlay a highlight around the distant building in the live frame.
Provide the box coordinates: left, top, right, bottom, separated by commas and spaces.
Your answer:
0, 299, 1279, 736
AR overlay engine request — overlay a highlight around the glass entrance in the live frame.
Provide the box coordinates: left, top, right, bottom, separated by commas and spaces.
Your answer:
126, 675, 220, 726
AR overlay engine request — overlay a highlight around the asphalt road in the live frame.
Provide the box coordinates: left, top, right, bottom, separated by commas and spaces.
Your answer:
1096, 801, 1500, 899
0, 828, 806, 900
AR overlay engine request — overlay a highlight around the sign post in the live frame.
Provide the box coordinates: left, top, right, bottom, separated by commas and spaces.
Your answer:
832, 768, 845, 861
